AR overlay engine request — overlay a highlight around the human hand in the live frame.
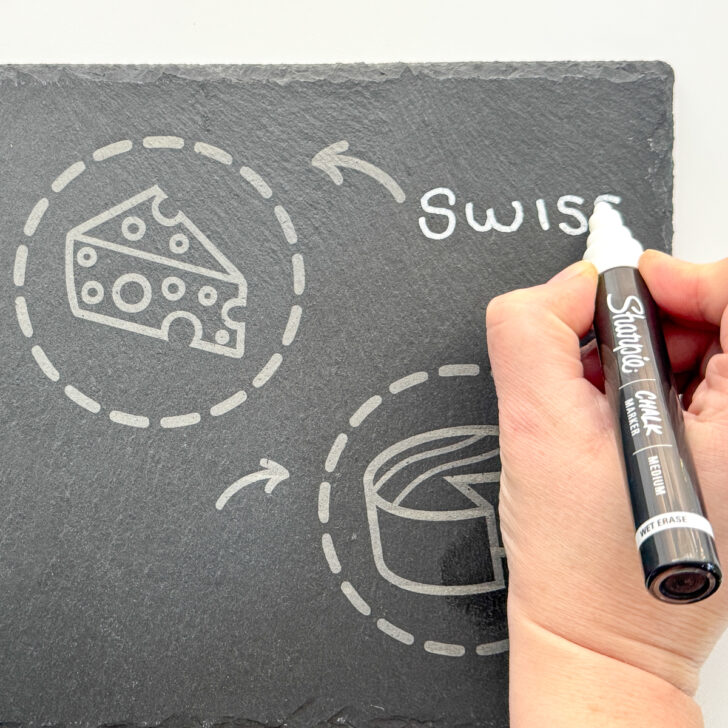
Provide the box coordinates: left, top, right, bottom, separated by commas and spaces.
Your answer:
486, 251, 728, 725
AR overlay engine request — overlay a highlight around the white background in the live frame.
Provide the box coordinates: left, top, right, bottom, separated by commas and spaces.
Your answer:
2, 0, 726, 723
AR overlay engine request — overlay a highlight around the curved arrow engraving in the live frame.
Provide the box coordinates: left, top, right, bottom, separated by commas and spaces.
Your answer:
215, 458, 290, 510
312, 140, 406, 203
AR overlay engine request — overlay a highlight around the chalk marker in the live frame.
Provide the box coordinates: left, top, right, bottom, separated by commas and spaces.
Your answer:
585, 201, 721, 603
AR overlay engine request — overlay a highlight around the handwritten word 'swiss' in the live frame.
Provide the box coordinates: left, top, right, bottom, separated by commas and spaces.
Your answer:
418, 188, 619, 241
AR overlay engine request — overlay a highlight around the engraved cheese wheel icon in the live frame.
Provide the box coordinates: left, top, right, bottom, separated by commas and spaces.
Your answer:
319, 366, 508, 657
66, 185, 247, 359
364, 426, 503, 597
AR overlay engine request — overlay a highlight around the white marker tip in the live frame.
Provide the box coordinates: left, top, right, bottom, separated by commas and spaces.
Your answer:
588, 200, 624, 236
584, 201, 643, 272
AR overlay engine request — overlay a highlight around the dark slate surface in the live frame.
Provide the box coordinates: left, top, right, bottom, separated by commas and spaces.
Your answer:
0, 63, 673, 727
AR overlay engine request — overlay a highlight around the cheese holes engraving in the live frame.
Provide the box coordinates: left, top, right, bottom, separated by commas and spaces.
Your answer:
121, 215, 146, 242
112, 273, 152, 314
169, 233, 189, 254
162, 276, 186, 301
81, 281, 104, 305
76, 246, 97, 268
198, 285, 218, 306
17, 136, 305, 429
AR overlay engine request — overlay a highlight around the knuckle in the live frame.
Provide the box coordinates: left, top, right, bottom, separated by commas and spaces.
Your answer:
698, 258, 728, 323
486, 289, 533, 329
704, 352, 728, 392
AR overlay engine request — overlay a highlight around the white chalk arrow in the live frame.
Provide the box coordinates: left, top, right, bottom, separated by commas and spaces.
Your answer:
215, 458, 290, 511
311, 140, 406, 203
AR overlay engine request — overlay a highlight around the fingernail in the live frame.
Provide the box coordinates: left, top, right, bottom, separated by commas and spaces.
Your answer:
640, 249, 672, 263
549, 260, 594, 283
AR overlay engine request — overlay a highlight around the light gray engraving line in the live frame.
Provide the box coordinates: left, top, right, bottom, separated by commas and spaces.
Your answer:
389, 371, 428, 393
210, 390, 247, 417
92, 140, 133, 161
109, 410, 150, 429
376, 619, 415, 645
15, 297, 33, 338
321, 533, 341, 573
423, 640, 467, 658
31, 345, 59, 382
476, 639, 510, 656
160, 412, 201, 429
23, 136, 305, 428
340, 581, 372, 616
320, 365, 506, 657
325, 434, 348, 473
391, 445, 498, 509
318, 482, 331, 524
240, 166, 273, 199
24, 198, 49, 236
64, 385, 101, 414
274, 205, 298, 244
292, 254, 305, 295
311, 140, 406, 203
252, 353, 283, 388
349, 395, 382, 428
13, 245, 28, 286
439, 364, 480, 377
51, 161, 86, 193
215, 459, 290, 510
194, 142, 233, 165
143, 135, 184, 149
282, 305, 302, 346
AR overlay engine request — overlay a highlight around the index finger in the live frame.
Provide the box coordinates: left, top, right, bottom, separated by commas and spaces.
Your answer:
639, 250, 728, 326
486, 260, 602, 428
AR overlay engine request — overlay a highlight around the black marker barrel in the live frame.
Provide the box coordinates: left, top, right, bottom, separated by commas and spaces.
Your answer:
586, 202, 721, 604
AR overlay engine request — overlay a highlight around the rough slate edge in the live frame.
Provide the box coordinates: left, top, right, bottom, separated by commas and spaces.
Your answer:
0, 713, 481, 728
0, 720, 273, 728
0, 60, 675, 248
0, 61, 674, 728
0, 59, 673, 84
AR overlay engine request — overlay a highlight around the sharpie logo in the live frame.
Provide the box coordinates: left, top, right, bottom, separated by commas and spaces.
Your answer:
607, 294, 651, 374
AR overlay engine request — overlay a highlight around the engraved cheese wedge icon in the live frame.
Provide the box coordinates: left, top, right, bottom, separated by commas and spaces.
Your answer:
65, 185, 247, 358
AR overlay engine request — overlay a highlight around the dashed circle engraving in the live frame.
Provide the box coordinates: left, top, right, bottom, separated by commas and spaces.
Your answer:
319, 365, 509, 658
14, 135, 306, 429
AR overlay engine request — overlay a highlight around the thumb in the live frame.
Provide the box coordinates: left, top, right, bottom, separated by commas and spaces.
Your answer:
486, 261, 604, 434
639, 249, 728, 326
640, 250, 728, 422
